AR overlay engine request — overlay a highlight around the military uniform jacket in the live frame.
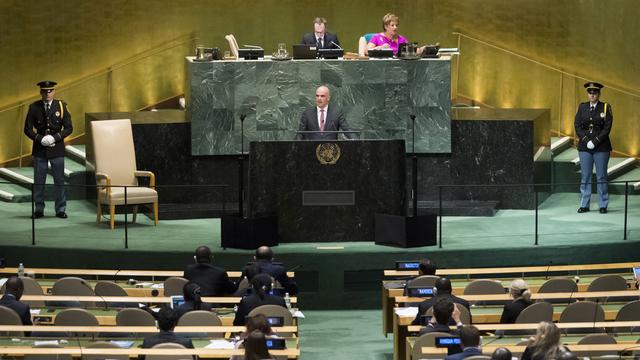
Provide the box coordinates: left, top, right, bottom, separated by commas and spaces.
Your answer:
23, 99, 73, 158
574, 101, 612, 152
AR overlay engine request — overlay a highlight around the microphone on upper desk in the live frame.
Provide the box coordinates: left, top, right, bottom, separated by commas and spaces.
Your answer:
566, 276, 579, 306
330, 41, 342, 49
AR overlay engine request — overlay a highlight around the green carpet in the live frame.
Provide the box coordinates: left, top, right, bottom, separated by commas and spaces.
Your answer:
300, 310, 392, 360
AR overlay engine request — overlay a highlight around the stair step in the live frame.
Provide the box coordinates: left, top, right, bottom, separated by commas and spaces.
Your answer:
607, 158, 636, 178
65, 144, 86, 164
610, 168, 640, 194
0, 182, 32, 202
553, 147, 579, 162
550, 136, 571, 154
0, 167, 34, 185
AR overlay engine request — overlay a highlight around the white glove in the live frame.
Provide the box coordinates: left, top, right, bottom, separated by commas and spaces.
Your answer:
40, 135, 55, 147
587, 140, 595, 150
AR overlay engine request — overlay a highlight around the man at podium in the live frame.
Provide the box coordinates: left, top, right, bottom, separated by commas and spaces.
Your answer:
295, 85, 356, 140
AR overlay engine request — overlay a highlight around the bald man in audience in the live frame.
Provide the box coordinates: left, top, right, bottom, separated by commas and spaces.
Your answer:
183, 245, 237, 296
242, 246, 298, 295
0, 276, 33, 325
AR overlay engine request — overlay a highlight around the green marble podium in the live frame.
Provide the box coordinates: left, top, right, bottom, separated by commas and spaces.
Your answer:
186, 57, 451, 155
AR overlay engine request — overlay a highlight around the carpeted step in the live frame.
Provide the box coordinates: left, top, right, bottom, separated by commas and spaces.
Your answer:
609, 167, 640, 195
0, 182, 32, 202
65, 144, 86, 164
550, 136, 572, 155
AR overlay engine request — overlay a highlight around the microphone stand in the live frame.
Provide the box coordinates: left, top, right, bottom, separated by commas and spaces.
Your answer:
410, 114, 418, 217
238, 114, 246, 218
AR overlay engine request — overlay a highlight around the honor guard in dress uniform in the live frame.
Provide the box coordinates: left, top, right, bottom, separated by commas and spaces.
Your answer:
23, 81, 73, 219
574, 81, 612, 214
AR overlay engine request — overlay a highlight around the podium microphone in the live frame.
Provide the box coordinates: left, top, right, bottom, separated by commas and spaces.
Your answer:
331, 41, 342, 50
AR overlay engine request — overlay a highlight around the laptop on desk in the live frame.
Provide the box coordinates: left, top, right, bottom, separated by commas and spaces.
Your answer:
293, 44, 317, 59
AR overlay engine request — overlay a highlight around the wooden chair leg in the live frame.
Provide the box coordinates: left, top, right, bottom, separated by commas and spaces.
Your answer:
132, 205, 138, 224
96, 200, 101, 225
153, 201, 158, 226
110, 205, 116, 230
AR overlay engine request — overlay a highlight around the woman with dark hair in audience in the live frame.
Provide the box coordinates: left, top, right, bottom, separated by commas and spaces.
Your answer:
231, 314, 278, 360
244, 330, 274, 360
521, 321, 569, 360
175, 281, 213, 319
499, 279, 533, 324
233, 273, 287, 325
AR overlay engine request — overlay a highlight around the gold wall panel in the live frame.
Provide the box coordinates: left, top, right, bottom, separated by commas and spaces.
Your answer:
1, 0, 638, 162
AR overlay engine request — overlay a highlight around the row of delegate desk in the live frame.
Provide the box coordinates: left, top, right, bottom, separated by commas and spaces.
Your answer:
0, 267, 301, 358
382, 261, 640, 360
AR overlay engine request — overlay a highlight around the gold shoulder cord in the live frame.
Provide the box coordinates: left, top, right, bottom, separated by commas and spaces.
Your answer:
58, 100, 64, 118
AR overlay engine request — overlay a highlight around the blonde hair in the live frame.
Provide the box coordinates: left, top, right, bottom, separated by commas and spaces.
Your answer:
510, 279, 532, 302
530, 321, 563, 359
382, 13, 399, 31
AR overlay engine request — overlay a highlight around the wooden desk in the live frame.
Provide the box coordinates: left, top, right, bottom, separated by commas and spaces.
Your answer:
384, 261, 640, 277
31, 308, 237, 326
391, 302, 627, 360
419, 344, 640, 358
0, 325, 298, 334
0, 347, 300, 358
381, 274, 636, 336
1, 267, 294, 280
22, 295, 297, 305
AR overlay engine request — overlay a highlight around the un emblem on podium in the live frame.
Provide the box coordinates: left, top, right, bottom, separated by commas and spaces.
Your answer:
316, 143, 341, 165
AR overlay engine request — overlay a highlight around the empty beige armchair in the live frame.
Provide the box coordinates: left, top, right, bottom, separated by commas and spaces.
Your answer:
225, 34, 239, 58
91, 119, 158, 229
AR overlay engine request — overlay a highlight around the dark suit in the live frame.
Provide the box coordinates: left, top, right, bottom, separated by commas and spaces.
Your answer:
183, 263, 237, 296
444, 347, 482, 360
139, 330, 194, 360
499, 298, 532, 324
243, 260, 298, 295
233, 293, 287, 326
295, 106, 355, 140
23, 99, 73, 214
412, 294, 472, 325
300, 32, 340, 49
0, 294, 33, 325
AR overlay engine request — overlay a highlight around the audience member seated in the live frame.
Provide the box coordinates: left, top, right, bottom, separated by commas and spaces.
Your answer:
412, 277, 471, 325
499, 279, 533, 324
243, 330, 274, 360
175, 282, 214, 319
419, 298, 463, 336
521, 321, 569, 360
231, 314, 278, 360
234, 263, 263, 297
233, 274, 287, 326
183, 245, 237, 296
139, 306, 194, 360
403, 258, 437, 294
243, 246, 297, 295
0, 276, 33, 326
491, 347, 513, 360
445, 325, 482, 360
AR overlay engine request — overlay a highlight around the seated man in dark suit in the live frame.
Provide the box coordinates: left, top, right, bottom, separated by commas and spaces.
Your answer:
0, 276, 33, 326
295, 85, 356, 140
233, 274, 287, 326
243, 246, 298, 295
444, 325, 482, 360
300, 17, 340, 49
412, 277, 472, 325
404, 258, 437, 295
139, 306, 194, 360
183, 245, 236, 296
418, 298, 462, 336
